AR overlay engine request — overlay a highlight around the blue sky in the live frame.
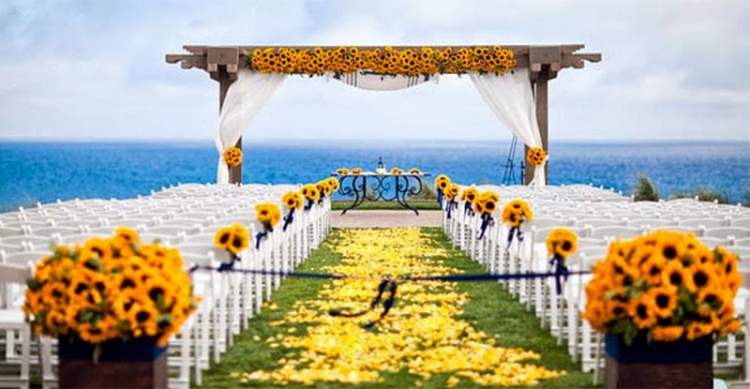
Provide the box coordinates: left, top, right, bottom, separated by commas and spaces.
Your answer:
0, 0, 748, 142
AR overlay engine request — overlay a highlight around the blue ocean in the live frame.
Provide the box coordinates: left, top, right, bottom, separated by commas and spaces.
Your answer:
1, 140, 748, 212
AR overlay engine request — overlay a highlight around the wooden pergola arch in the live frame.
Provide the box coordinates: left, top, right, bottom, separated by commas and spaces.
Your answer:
166, 44, 601, 184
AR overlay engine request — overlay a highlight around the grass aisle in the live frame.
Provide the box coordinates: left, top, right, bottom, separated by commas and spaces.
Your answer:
199, 228, 594, 388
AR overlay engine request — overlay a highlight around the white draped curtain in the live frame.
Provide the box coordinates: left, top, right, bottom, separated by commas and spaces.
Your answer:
470, 69, 546, 186
330, 71, 439, 91
214, 68, 544, 187
215, 69, 284, 184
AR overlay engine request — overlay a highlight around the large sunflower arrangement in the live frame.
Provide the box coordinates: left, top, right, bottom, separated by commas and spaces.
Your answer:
300, 184, 321, 210
214, 223, 251, 256
22, 228, 199, 348
248, 46, 516, 77
526, 147, 547, 167
223, 147, 243, 168
583, 230, 742, 344
502, 199, 534, 228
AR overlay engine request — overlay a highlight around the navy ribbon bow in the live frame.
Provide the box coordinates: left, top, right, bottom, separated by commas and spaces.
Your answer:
304, 200, 314, 211
217, 253, 240, 272
437, 190, 443, 208
478, 213, 493, 240
464, 201, 475, 216
283, 209, 295, 232
506, 225, 525, 250
446, 200, 457, 219
255, 228, 272, 250
549, 253, 570, 295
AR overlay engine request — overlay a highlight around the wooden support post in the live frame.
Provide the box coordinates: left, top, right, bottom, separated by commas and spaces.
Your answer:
524, 71, 550, 185
217, 69, 241, 184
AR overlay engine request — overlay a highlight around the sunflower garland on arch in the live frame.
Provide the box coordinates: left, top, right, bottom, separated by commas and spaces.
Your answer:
248, 46, 517, 77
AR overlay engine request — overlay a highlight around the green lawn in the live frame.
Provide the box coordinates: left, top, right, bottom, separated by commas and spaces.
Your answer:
197, 228, 595, 388
331, 199, 441, 211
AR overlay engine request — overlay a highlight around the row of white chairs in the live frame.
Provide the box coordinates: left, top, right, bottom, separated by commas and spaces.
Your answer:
442, 184, 750, 384
0, 183, 332, 388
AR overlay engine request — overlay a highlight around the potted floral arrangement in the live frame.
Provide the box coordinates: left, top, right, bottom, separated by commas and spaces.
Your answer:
583, 230, 742, 388
23, 227, 199, 388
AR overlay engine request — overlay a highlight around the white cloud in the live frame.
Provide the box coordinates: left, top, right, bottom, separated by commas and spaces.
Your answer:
0, 0, 748, 141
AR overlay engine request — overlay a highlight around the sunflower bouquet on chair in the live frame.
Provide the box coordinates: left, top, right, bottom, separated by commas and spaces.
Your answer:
281, 191, 303, 232
300, 184, 320, 210
545, 227, 578, 295
255, 203, 281, 249
583, 230, 742, 345
461, 187, 479, 216
23, 227, 200, 355
502, 199, 534, 249
473, 191, 499, 240
443, 183, 460, 219
316, 179, 334, 205
434, 175, 452, 207
214, 223, 251, 270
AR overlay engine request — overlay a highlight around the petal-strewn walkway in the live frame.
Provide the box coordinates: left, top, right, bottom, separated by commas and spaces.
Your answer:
200, 228, 593, 388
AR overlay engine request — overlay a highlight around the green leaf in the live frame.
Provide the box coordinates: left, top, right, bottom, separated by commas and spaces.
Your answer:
26, 278, 43, 291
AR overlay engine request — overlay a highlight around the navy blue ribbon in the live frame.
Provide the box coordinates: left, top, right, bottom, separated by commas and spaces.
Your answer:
283, 209, 295, 232
255, 228, 272, 250
304, 199, 314, 211
464, 201, 475, 216
506, 225, 525, 250
549, 253, 569, 295
437, 190, 443, 208
478, 213, 493, 240
446, 200, 457, 219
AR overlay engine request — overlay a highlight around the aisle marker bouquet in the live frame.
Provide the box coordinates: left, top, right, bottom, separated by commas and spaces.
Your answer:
546, 228, 578, 294
584, 230, 741, 344
214, 224, 251, 270
255, 203, 281, 249
281, 192, 303, 232
23, 228, 199, 357
501, 199, 534, 249
473, 191, 499, 240
300, 184, 321, 210
460, 187, 479, 216
444, 183, 460, 219
434, 175, 451, 208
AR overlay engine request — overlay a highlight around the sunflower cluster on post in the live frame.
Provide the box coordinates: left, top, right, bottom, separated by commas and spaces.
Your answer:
223, 147, 243, 168
434, 175, 452, 208
443, 183, 460, 219
545, 227, 578, 295
254, 203, 281, 249
501, 199, 534, 249
473, 191, 500, 240
460, 187, 479, 216
213, 224, 251, 270
300, 184, 321, 210
526, 147, 547, 167
23, 228, 199, 357
248, 46, 516, 77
